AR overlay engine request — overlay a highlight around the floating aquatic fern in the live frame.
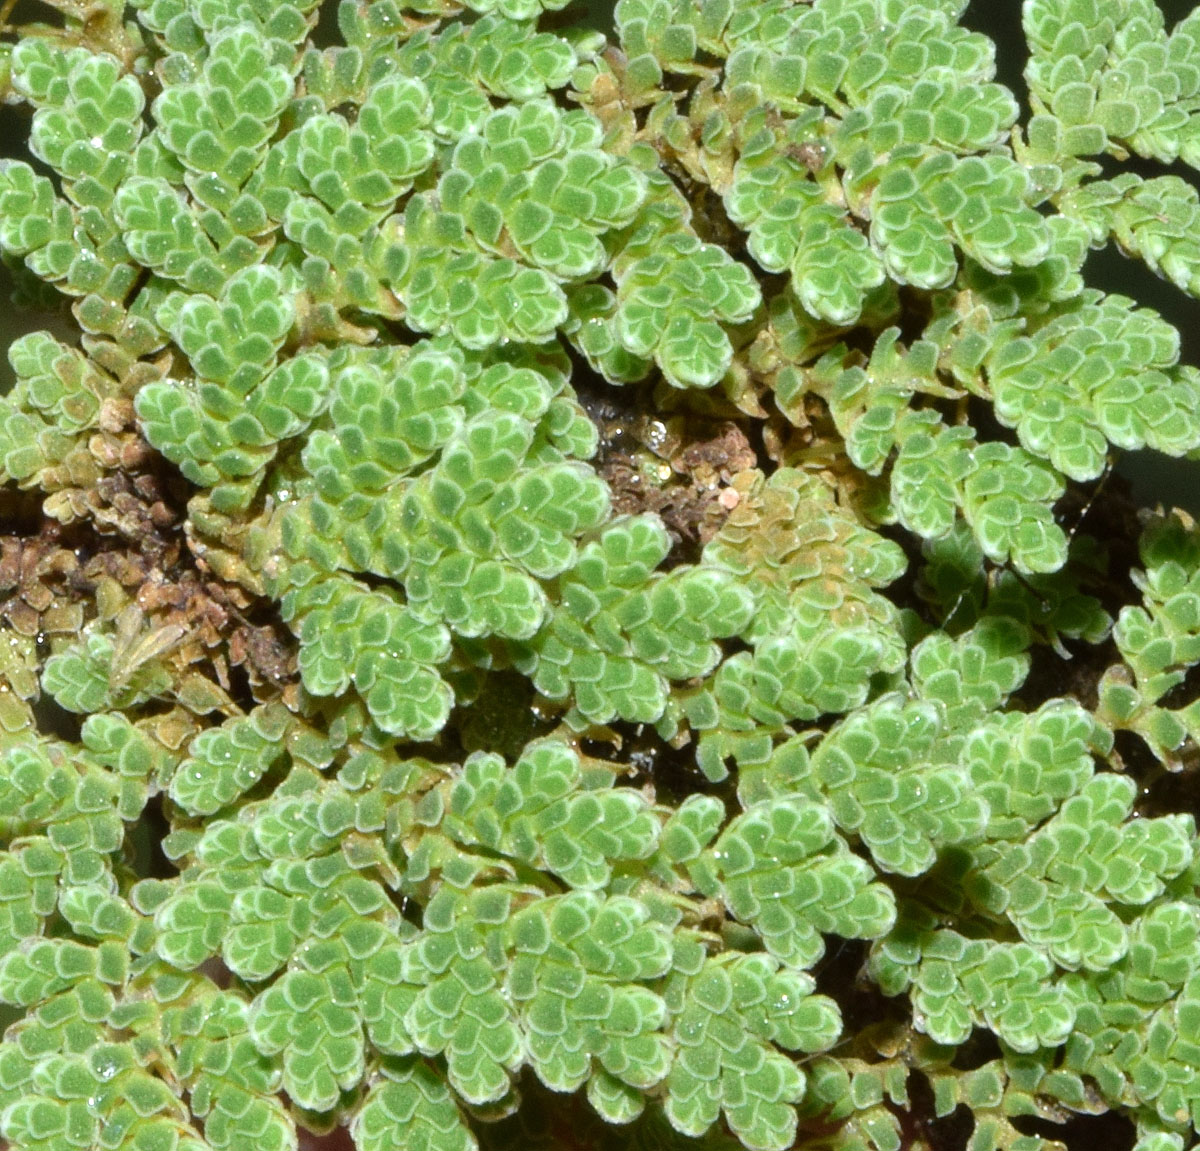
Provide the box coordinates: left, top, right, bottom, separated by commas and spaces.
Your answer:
1, 2, 1200, 1151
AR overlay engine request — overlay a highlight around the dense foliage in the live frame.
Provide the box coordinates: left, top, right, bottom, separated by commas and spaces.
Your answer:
1, 1, 1200, 1150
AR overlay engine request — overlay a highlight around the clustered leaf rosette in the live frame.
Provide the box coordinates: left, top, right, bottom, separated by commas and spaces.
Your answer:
135, 265, 331, 512
1, 733, 871, 1151
1097, 510, 1200, 763
513, 515, 756, 726
5, 659, 1193, 1151
1063, 173, 1200, 298
675, 468, 910, 779
609, 228, 763, 390
0, 330, 140, 517
390, 99, 648, 348
283, 337, 605, 628
2, 1, 1200, 1151
258, 72, 437, 319
0, 39, 149, 342
393, 16, 582, 135
1024, 0, 1200, 171
277, 568, 454, 741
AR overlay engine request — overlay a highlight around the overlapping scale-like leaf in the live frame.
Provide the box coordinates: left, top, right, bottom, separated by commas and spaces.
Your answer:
987, 292, 1200, 483
23, 45, 142, 200
402, 886, 526, 1105
871, 912, 1075, 1053
891, 411, 1068, 574
0, 937, 114, 1010
1064, 174, 1200, 299
707, 797, 896, 969
504, 893, 673, 1098
964, 700, 1106, 840
392, 100, 644, 348
728, 111, 884, 327
865, 148, 1049, 288
1025, 0, 1200, 167
249, 967, 364, 1111
685, 468, 907, 777
114, 176, 265, 295
353, 1059, 476, 1151
516, 515, 754, 724
398, 411, 610, 640
395, 16, 578, 137
0, 332, 116, 488
0, 161, 76, 281
391, 195, 568, 348
613, 0, 712, 97
150, 823, 266, 971
794, 329, 954, 475
613, 231, 761, 389
133, 0, 323, 53
0, 1044, 209, 1151
1, 1, 1200, 1149
443, 742, 659, 889
1054, 906, 1200, 1128
440, 100, 644, 281
1098, 511, 1200, 762
919, 521, 1113, 652
663, 948, 841, 1151
262, 75, 434, 316
168, 703, 291, 817
153, 22, 292, 213
136, 266, 330, 509
464, 0, 572, 20
792, 696, 988, 876
684, 617, 902, 783
280, 570, 452, 740
289, 343, 468, 575
7, 43, 144, 321
0, 843, 59, 957
970, 774, 1195, 970
722, 0, 997, 115
837, 74, 1019, 159
167, 989, 293, 1151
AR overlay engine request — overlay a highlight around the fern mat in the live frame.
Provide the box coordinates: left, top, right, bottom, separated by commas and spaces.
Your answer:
3, 1, 1200, 1149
